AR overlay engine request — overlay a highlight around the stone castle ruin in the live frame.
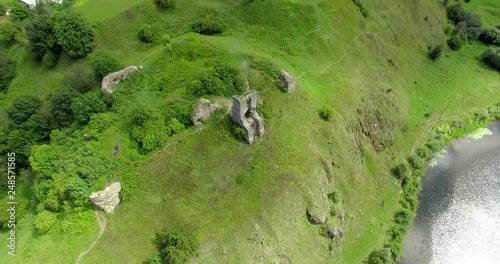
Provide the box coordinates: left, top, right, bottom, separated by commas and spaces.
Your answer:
231, 92, 265, 144
279, 70, 296, 93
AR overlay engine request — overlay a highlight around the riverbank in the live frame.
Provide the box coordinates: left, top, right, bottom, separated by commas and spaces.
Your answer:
375, 104, 500, 261
401, 121, 500, 263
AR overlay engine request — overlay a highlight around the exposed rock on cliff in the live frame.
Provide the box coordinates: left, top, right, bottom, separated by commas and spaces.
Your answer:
101, 66, 138, 95
89, 182, 122, 214
192, 98, 221, 126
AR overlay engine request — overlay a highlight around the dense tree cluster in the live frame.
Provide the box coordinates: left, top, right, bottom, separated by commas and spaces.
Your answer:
0, 49, 16, 92
26, 3, 94, 66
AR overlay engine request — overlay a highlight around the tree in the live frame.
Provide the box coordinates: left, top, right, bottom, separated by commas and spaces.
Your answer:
42, 51, 59, 68
71, 93, 107, 124
447, 35, 463, 51
90, 51, 121, 80
368, 248, 393, 264
481, 26, 500, 46
446, 4, 466, 24
64, 64, 98, 92
429, 45, 443, 60
51, 10, 95, 58
0, 49, 16, 92
7, 95, 42, 126
9, 2, 31, 21
51, 89, 78, 127
155, 226, 199, 264
482, 47, 500, 71
26, 12, 62, 61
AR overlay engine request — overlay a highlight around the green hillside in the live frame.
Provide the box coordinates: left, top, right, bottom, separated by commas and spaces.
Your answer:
0, 0, 499, 263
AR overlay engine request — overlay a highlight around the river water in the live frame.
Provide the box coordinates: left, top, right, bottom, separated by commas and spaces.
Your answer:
401, 122, 500, 264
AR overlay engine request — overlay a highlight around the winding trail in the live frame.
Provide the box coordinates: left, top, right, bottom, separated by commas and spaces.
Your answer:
75, 206, 107, 264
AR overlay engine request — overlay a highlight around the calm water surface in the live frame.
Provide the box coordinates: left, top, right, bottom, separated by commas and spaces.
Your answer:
401, 122, 500, 264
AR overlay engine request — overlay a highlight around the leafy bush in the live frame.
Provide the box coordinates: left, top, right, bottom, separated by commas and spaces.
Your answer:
34, 210, 58, 234
407, 154, 423, 170
368, 248, 393, 264
392, 162, 410, 184
42, 51, 59, 69
166, 118, 185, 136
164, 102, 193, 127
52, 10, 95, 58
129, 104, 167, 151
428, 45, 443, 60
446, 4, 466, 24
190, 63, 243, 97
90, 51, 121, 80
191, 11, 227, 35
7, 96, 42, 126
71, 93, 107, 124
145, 253, 162, 264
64, 65, 98, 93
0, 21, 24, 45
155, 0, 175, 10
327, 191, 339, 204
232, 125, 247, 141
482, 47, 500, 71
319, 106, 333, 121
447, 35, 463, 51
481, 26, 500, 46
0, 49, 16, 92
154, 226, 199, 264
138, 24, 159, 43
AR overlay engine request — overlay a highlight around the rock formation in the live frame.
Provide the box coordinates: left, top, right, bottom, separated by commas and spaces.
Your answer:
101, 66, 139, 95
231, 92, 265, 144
191, 98, 221, 126
89, 182, 121, 214
279, 70, 296, 93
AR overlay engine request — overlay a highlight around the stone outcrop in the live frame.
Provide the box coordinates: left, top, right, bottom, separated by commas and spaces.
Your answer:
231, 92, 265, 144
279, 70, 296, 93
89, 182, 121, 214
191, 99, 221, 126
101, 66, 138, 95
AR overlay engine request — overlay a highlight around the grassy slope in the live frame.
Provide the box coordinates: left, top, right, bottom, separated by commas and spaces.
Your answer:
0, 0, 498, 263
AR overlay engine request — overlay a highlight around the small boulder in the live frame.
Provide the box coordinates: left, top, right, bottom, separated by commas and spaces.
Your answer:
279, 70, 296, 93
306, 207, 327, 225
89, 182, 121, 214
192, 99, 221, 126
101, 66, 139, 95
83, 133, 93, 141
